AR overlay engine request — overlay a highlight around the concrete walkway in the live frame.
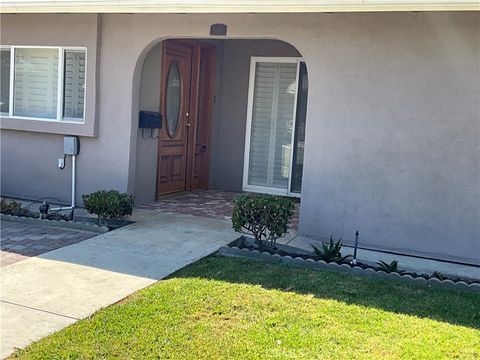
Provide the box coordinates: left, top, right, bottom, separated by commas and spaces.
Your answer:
0, 210, 237, 358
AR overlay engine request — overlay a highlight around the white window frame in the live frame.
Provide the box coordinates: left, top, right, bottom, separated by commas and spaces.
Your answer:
1, 45, 87, 123
242, 56, 303, 198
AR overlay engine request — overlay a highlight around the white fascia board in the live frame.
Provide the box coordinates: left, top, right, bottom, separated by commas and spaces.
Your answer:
1, 0, 479, 13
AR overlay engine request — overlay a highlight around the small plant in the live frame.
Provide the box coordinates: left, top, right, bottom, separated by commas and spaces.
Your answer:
311, 235, 352, 263
82, 190, 134, 225
376, 260, 405, 274
0, 198, 28, 216
232, 193, 294, 248
432, 271, 445, 280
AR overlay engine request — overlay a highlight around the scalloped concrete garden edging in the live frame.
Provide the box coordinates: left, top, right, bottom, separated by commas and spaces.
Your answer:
218, 245, 480, 294
0, 213, 109, 233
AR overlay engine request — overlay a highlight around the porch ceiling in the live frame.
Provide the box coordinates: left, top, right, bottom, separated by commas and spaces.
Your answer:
1, 0, 478, 13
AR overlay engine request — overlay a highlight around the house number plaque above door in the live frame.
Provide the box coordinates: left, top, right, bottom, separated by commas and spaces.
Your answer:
210, 23, 227, 36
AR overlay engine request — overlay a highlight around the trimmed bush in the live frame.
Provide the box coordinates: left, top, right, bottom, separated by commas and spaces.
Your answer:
82, 190, 134, 224
0, 198, 28, 216
232, 193, 294, 248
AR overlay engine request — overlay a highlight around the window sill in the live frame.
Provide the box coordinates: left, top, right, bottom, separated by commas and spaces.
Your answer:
1, 115, 85, 124
1, 115, 96, 137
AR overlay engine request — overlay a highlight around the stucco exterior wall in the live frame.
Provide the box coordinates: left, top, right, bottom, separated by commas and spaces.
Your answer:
299, 12, 480, 264
1, 12, 478, 264
0, 14, 100, 137
134, 43, 162, 204
0, 14, 129, 203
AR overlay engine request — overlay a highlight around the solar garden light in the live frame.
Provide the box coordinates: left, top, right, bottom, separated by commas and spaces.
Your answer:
351, 231, 359, 265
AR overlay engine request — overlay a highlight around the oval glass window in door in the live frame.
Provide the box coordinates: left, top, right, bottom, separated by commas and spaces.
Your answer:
166, 62, 181, 137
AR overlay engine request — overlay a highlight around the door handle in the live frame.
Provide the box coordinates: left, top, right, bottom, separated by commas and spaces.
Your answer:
200, 145, 207, 152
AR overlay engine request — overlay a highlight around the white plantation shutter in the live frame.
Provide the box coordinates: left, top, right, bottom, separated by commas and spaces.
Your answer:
14, 48, 58, 119
63, 50, 85, 119
248, 62, 297, 190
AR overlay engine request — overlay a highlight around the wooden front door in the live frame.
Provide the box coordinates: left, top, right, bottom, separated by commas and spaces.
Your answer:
156, 40, 215, 197
189, 47, 216, 191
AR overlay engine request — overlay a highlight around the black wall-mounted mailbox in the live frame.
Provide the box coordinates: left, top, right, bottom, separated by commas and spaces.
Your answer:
139, 111, 162, 129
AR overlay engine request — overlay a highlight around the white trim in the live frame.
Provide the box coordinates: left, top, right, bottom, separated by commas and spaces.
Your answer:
8, 47, 14, 117
1, 45, 87, 124
1, 1, 478, 13
242, 56, 257, 194
57, 47, 64, 121
287, 59, 301, 195
1, 115, 84, 124
242, 56, 304, 197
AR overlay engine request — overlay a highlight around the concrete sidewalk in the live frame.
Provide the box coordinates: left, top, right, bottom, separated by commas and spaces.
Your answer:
0, 210, 237, 358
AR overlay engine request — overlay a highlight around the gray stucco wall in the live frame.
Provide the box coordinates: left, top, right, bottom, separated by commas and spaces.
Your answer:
134, 43, 162, 204
0, 14, 129, 203
298, 12, 480, 264
1, 12, 478, 264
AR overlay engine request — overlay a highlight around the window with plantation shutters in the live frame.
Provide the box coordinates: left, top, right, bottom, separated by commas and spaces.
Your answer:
244, 58, 308, 196
0, 46, 86, 122
14, 48, 59, 119
63, 50, 85, 119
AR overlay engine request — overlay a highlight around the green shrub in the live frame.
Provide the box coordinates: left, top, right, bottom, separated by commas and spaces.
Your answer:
376, 260, 405, 274
0, 198, 28, 216
312, 235, 352, 263
232, 193, 295, 248
82, 190, 134, 224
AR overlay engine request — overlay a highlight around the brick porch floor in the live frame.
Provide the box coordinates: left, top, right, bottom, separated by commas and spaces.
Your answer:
138, 190, 300, 230
0, 220, 98, 267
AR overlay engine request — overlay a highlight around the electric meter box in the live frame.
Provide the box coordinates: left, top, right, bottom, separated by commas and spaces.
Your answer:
64, 136, 80, 156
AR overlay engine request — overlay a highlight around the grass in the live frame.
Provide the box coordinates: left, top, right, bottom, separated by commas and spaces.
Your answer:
11, 255, 480, 359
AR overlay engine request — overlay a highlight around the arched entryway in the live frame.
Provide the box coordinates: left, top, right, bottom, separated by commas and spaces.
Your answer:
134, 38, 308, 203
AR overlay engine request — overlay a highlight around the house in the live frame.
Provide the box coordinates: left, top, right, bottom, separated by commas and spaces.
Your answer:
0, 1, 479, 266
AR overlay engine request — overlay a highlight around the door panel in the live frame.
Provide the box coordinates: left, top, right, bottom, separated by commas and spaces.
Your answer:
156, 41, 192, 195
190, 48, 215, 191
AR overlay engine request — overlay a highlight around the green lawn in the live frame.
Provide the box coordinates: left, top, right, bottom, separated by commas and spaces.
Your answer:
11, 255, 480, 359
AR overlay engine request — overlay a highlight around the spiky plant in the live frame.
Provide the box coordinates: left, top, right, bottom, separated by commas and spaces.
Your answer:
311, 235, 352, 263
376, 260, 405, 274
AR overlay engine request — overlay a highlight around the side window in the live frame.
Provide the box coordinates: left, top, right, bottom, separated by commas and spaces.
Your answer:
0, 46, 86, 122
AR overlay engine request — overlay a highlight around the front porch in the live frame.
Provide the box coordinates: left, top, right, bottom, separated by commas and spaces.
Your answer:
133, 38, 307, 204
138, 190, 300, 231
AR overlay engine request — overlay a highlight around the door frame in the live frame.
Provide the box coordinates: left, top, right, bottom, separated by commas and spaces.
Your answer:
242, 56, 303, 198
156, 39, 216, 199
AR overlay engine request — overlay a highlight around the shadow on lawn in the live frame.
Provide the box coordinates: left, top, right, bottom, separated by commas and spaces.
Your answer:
173, 255, 480, 330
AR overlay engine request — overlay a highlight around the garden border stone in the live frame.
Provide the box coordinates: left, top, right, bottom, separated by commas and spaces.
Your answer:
218, 245, 480, 294
0, 213, 109, 233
